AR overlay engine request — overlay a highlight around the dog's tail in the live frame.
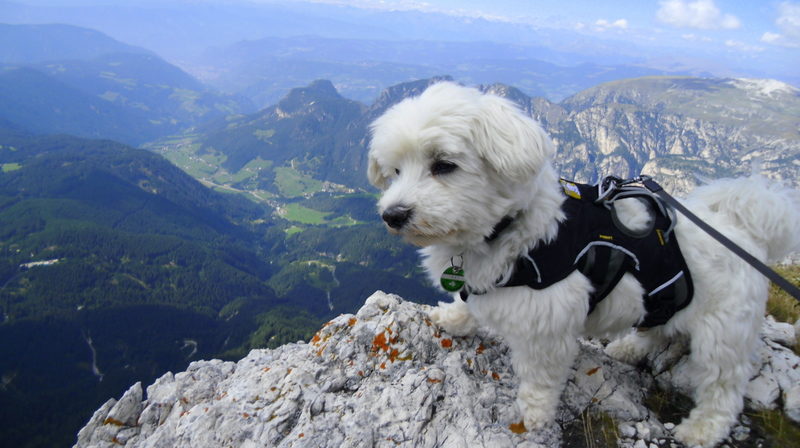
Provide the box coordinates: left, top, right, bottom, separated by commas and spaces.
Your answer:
685, 175, 800, 263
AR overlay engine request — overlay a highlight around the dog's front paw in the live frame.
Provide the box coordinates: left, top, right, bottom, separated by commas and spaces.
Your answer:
673, 415, 730, 448
428, 300, 478, 337
522, 407, 553, 432
516, 397, 555, 431
516, 384, 558, 431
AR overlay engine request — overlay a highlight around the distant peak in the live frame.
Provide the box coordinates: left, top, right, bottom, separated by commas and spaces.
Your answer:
370, 76, 453, 112
728, 78, 800, 98
276, 80, 343, 114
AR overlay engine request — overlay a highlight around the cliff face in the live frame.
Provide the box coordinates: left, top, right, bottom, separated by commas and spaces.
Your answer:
485, 77, 800, 194
75, 291, 799, 448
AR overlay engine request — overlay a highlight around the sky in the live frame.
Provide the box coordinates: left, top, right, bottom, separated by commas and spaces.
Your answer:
299, 0, 800, 54
11, 0, 800, 53
4, 0, 798, 82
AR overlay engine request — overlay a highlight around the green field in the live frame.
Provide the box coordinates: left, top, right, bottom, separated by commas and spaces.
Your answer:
281, 203, 331, 224
274, 166, 323, 197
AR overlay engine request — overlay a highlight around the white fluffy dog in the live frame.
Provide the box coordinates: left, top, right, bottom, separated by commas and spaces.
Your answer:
367, 81, 800, 447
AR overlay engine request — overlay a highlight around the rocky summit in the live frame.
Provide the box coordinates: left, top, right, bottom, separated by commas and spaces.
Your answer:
75, 291, 799, 448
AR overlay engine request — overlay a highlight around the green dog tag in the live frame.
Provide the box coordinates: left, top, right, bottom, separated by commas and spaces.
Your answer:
440, 266, 465, 292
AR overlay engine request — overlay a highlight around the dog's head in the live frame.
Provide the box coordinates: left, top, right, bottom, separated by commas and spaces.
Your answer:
367, 82, 555, 247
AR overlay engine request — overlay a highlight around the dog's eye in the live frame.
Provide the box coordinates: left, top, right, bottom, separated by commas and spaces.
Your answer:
431, 161, 458, 176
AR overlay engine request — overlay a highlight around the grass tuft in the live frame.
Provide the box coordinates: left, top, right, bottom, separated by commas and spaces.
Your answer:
767, 264, 800, 353
562, 409, 619, 448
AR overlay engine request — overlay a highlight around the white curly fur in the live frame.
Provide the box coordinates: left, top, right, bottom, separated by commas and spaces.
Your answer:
367, 81, 800, 447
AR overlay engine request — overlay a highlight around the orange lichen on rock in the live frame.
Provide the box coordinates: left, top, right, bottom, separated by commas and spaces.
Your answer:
311, 333, 321, 344
440, 338, 453, 348
509, 420, 528, 434
348, 317, 357, 326
476, 343, 486, 354
427, 378, 442, 383
586, 366, 601, 376
372, 332, 389, 353
103, 417, 126, 427
491, 372, 500, 381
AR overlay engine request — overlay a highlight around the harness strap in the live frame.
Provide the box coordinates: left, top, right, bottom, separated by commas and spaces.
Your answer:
641, 176, 800, 302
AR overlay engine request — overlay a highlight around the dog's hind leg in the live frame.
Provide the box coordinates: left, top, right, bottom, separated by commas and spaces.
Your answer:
428, 296, 479, 337
605, 327, 667, 365
672, 283, 766, 447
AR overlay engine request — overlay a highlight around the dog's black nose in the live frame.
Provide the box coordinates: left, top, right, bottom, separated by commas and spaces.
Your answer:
382, 205, 413, 229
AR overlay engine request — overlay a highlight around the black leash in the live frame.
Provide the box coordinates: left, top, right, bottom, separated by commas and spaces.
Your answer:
632, 175, 800, 302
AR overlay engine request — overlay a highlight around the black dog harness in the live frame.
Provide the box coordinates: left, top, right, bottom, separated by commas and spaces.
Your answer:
463, 178, 694, 328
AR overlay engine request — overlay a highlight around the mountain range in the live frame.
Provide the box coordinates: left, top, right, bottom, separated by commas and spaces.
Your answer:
151, 75, 799, 204
0, 24, 254, 145
195, 35, 677, 107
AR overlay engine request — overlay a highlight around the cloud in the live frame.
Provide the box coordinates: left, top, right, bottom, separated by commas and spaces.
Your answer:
595, 18, 628, 31
777, 1, 800, 37
760, 2, 800, 48
657, 0, 740, 29
725, 40, 764, 52
681, 33, 712, 42
760, 31, 782, 43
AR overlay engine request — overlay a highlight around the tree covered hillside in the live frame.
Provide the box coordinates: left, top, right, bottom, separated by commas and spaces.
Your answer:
0, 127, 435, 448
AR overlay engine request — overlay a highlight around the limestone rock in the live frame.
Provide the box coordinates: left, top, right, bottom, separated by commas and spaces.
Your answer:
74, 291, 800, 448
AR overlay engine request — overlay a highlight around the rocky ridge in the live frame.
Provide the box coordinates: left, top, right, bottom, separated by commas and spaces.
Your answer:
483, 77, 800, 194
75, 291, 799, 448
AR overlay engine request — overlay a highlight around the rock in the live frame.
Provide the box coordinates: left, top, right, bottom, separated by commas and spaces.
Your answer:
730, 425, 750, 442
620, 423, 637, 438
762, 315, 796, 348
794, 318, 800, 340
635, 421, 651, 440
74, 292, 800, 448
784, 384, 800, 423
106, 382, 143, 427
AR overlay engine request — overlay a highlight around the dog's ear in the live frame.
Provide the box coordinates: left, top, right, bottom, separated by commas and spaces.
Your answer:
472, 95, 555, 181
367, 153, 389, 190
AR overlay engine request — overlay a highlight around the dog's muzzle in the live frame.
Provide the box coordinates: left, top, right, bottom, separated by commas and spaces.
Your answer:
382, 205, 413, 229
